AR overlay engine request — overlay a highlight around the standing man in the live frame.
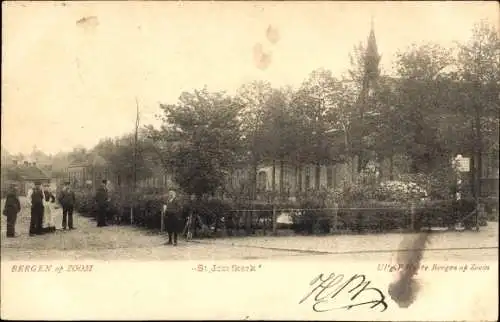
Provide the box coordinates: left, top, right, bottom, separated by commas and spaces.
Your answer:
163, 190, 182, 246
2, 183, 21, 238
95, 180, 109, 227
28, 181, 45, 236
58, 181, 76, 230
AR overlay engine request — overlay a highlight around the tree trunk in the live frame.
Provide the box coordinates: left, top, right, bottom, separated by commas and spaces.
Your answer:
279, 159, 284, 202
294, 165, 299, 198
332, 164, 337, 189
389, 154, 394, 180
475, 105, 483, 201
244, 210, 251, 235
297, 165, 302, 198
272, 159, 276, 200
315, 163, 321, 190
252, 156, 258, 201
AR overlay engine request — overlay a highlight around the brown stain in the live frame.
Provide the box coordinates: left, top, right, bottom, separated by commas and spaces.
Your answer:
388, 232, 432, 308
253, 43, 272, 70
266, 25, 280, 45
76, 16, 99, 30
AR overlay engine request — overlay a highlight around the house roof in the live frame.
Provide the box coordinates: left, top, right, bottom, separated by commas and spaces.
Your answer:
6, 165, 50, 181
68, 153, 108, 168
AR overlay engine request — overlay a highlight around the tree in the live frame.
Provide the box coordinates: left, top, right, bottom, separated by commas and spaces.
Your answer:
68, 146, 88, 163
456, 21, 500, 198
288, 69, 353, 191
154, 88, 243, 199
235, 81, 273, 199
92, 134, 154, 187
392, 43, 456, 173
257, 88, 300, 198
293, 69, 341, 162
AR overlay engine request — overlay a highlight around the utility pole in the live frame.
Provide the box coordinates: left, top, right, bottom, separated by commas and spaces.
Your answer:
131, 97, 140, 225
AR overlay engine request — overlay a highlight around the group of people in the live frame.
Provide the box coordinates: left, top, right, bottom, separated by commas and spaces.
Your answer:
2, 181, 76, 237
4, 178, 184, 246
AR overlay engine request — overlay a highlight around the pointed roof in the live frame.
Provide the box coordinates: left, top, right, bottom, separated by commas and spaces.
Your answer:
367, 23, 379, 58
364, 19, 381, 80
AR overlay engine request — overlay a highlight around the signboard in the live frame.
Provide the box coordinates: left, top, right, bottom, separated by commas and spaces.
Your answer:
454, 154, 470, 173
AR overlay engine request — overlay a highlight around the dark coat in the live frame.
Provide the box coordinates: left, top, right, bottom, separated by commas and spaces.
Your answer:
3, 191, 21, 216
165, 198, 183, 233
58, 188, 75, 207
31, 188, 44, 209
95, 187, 108, 207
44, 190, 56, 203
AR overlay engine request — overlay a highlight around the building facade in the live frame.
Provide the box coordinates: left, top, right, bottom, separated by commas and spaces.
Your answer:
1, 159, 51, 196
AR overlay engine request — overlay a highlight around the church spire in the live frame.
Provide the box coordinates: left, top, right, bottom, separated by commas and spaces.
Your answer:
364, 16, 380, 82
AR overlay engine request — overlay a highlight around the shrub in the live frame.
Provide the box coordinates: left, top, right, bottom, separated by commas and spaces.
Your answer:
335, 182, 378, 206
74, 190, 95, 216
336, 200, 409, 233
398, 171, 455, 200
187, 198, 234, 233
291, 200, 331, 235
374, 180, 428, 203
482, 197, 499, 222
414, 198, 482, 229
131, 194, 164, 229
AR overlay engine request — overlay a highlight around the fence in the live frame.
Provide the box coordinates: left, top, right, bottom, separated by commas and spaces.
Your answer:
72, 186, 491, 238
223, 202, 485, 236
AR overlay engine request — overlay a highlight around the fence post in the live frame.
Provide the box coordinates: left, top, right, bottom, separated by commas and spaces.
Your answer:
245, 209, 251, 235
476, 203, 484, 231
332, 202, 338, 233
410, 202, 416, 232
272, 204, 277, 235
160, 206, 165, 233
130, 206, 134, 225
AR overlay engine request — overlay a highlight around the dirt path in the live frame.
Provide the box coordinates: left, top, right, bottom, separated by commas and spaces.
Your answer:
0, 198, 303, 260
2, 198, 497, 261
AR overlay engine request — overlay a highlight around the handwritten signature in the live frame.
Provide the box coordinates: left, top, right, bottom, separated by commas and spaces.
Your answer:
299, 272, 388, 312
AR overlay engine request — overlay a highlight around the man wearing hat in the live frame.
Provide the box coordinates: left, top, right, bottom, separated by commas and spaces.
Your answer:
2, 183, 21, 238
95, 180, 109, 227
162, 190, 182, 246
58, 181, 76, 230
27, 181, 45, 236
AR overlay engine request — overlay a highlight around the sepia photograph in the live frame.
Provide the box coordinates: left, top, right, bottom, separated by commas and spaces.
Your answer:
1, 1, 499, 320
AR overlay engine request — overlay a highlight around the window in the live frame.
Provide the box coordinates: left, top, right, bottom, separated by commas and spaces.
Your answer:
297, 167, 302, 193
305, 166, 311, 190
315, 166, 321, 190
327, 166, 333, 188
257, 171, 267, 191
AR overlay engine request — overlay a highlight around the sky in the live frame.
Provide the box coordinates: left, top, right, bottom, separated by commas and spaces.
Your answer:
1, 1, 498, 156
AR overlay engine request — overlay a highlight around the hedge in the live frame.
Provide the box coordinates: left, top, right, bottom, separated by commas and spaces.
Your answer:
291, 200, 331, 235
73, 190, 490, 237
335, 200, 409, 233
415, 199, 487, 230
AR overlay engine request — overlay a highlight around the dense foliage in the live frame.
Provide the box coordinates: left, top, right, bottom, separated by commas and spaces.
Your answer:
44, 21, 499, 237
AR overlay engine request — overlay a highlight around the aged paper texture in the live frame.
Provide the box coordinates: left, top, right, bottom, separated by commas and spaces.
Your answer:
1, 1, 499, 320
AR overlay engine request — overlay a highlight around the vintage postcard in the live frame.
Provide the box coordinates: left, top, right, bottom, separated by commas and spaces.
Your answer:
1, 1, 499, 320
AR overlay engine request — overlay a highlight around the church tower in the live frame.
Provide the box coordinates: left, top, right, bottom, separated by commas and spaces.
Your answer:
356, 17, 382, 173
363, 16, 381, 96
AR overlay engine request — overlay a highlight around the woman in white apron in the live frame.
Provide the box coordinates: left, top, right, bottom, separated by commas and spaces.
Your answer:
42, 183, 57, 233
